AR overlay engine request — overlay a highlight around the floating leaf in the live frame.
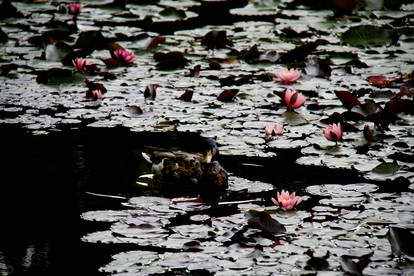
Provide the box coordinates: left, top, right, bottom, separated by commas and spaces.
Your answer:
44, 41, 72, 61
154, 51, 188, 69
85, 80, 107, 94
124, 105, 143, 117
368, 75, 401, 86
159, 7, 186, 19
372, 161, 399, 174
338, 255, 370, 276
278, 27, 313, 38
217, 89, 239, 101
240, 44, 261, 63
220, 75, 252, 86
146, 36, 166, 49
178, 89, 193, 102
387, 225, 414, 257
341, 25, 399, 46
305, 250, 330, 270
75, 30, 108, 51
36, 68, 73, 84
101, 57, 119, 67
388, 152, 414, 163
245, 210, 286, 236
335, 91, 361, 110
278, 39, 328, 64
351, 100, 380, 117
201, 30, 233, 50
384, 98, 414, 115
0, 63, 18, 76
366, 111, 392, 131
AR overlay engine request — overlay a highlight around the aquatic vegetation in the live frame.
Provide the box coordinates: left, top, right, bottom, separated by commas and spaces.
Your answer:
67, 3, 82, 15
271, 189, 303, 210
322, 123, 342, 144
114, 49, 135, 65
90, 89, 102, 100
283, 88, 306, 111
1, 0, 414, 274
265, 123, 283, 140
72, 58, 90, 72
275, 68, 301, 84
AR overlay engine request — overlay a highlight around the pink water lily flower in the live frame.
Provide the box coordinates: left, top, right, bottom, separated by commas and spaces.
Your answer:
90, 89, 103, 100
67, 3, 82, 15
72, 58, 90, 72
322, 123, 342, 143
276, 68, 301, 84
271, 190, 303, 210
114, 49, 135, 65
265, 123, 283, 139
284, 88, 306, 111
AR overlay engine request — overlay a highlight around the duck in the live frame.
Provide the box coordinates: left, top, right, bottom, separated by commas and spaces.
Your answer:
141, 138, 228, 201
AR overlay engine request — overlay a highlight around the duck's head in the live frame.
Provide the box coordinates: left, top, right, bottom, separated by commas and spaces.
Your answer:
204, 138, 219, 163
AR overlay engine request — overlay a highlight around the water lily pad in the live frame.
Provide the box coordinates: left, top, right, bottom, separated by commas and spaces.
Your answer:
245, 210, 286, 236
306, 183, 378, 197
372, 161, 399, 175
341, 25, 399, 47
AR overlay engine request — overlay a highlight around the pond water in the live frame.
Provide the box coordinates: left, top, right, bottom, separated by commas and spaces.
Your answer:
1, 0, 414, 274
1, 126, 413, 275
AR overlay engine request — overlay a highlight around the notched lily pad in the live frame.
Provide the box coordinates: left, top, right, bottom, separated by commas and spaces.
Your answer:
245, 210, 286, 236
387, 224, 414, 258
338, 255, 370, 276
217, 89, 239, 101
372, 161, 399, 175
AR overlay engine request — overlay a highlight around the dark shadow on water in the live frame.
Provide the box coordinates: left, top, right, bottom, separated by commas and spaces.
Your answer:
0, 125, 233, 275
0, 125, 394, 275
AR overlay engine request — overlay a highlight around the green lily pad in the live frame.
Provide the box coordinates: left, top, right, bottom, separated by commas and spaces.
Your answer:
341, 25, 399, 47
159, 7, 186, 19
372, 161, 399, 175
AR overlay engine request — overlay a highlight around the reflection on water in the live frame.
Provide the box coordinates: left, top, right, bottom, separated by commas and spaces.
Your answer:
0, 126, 224, 275
0, 126, 144, 275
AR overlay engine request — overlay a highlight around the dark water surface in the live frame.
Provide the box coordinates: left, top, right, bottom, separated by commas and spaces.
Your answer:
0, 125, 371, 275
0, 126, 136, 275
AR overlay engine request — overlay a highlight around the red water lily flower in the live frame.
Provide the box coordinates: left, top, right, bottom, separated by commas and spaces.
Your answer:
271, 190, 303, 210
114, 49, 135, 65
265, 123, 283, 140
67, 3, 82, 15
322, 123, 342, 143
72, 58, 90, 72
275, 68, 301, 84
284, 88, 306, 111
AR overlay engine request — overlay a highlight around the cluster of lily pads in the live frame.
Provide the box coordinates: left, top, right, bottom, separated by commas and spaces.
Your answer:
268, 67, 343, 145
80, 181, 414, 275
1, 0, 414, 274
